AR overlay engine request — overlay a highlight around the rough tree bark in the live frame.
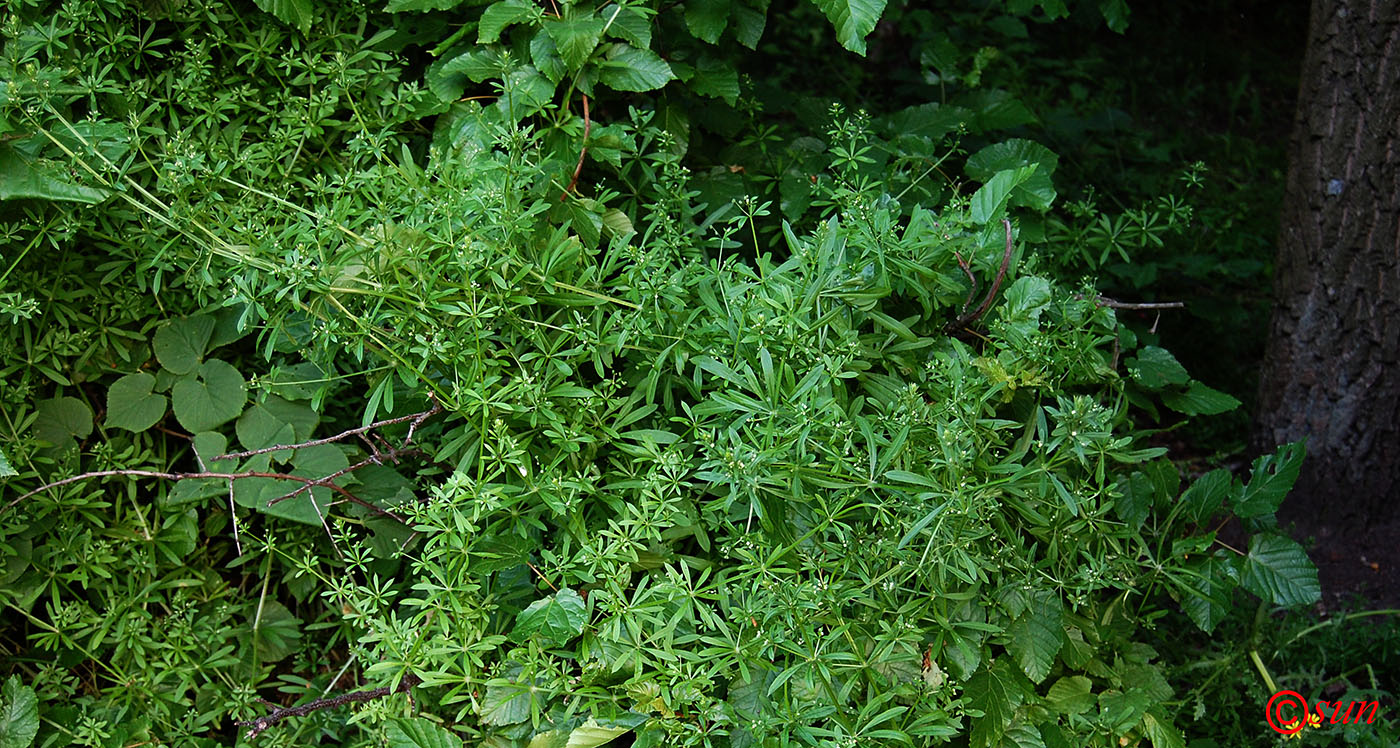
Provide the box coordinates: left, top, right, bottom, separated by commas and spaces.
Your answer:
1256, 0, 1400, 520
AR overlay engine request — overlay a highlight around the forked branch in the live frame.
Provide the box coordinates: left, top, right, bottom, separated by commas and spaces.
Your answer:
237, 673, 422, 739
4, 401, 443, 520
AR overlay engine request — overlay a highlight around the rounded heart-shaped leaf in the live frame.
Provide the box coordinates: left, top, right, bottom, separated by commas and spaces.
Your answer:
105, 372, 169, 432
172, 359, 247, 432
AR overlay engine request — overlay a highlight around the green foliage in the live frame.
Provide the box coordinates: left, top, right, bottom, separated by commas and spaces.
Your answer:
0, 677, 39, 748
0, 0, 1333, 746
1166, 603, 1399, 748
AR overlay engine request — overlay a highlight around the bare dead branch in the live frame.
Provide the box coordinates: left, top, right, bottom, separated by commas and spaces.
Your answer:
5, 401, 441, 521
236, 673, 422, 740
4, 467, 406, 522
217, 400, 441, 461
1075, 294, 1185, 311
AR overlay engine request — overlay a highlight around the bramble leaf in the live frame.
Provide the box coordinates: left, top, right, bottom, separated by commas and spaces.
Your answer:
253, 0, 314, 32
386, 718, 463, 748
1241, 534, 1320, 607
0, 676, 38, 748
1160, 381, 1240, 416
809, 0, 888, 55
1233, 441, 1305, 518
598, 44, 673, 91
512, 587, 587, 647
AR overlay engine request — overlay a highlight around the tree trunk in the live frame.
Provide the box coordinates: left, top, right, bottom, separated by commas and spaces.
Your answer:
1256, 0, 1400, 520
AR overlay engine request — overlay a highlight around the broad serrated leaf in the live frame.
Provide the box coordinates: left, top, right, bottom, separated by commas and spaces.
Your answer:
1045, 676, 1094, 715
1115, 470, 1154, 530
1140, 712, 1185, 748
0, 676, 38, 748
965, 139, 1059, 211
245, 395, 319, 448
1241, 534, 1320, 607
0, 145, 108, 204
1005, 594, 1062, 683
602, 4, 652, 47
385, 0, 470, 11
965, 662, 1021, 748
252, 0, 314, 32
426, 49, 474, 102
1175, 554, 1238, 633
564, 721, 628, 748
598, 44, 673, 91
153, 315, 215, 375
601, 208, 634, 238
530, 32, 568, 84
689, 56, 739, 104
172, 359, 247, 433
1160, 381, 1240, 416
233, 444, 345, 526
1097, 689, 1150, 733
1128, 346, 1189, 390
684, 0, 730, 43
1002, 721, 1046, 748
1098, 0, 1129, 32
479, 681, 534, 725
1001, 276, 1051, 321
105, 373, 168, 432
495, 67, 555, 122
809, 0, 888, 55
0, 449, 15, 479
1233, 441, 1305, 519
963, 89, 1038, 131
731, 0, 767, 47
526, 731, 568, 748
386, 717, 464, 748
1179, 468, 1232, 525
512, 587, 587, 646
545, 14, 607, 70
881, 102, 970, 142
970, 166, 1037, 224
479, 0, 539, 43
441, 47, 510, 83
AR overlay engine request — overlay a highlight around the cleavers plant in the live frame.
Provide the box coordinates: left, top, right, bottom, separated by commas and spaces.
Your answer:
0, 0, 1321, 746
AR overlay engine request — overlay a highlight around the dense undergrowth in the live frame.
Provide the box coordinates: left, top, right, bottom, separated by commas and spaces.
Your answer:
1, 0, 1390, 746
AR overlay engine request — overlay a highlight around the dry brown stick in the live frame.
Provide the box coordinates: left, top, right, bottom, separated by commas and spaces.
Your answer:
4, 467, 405, 522
236, 673, 422, 740
217, 401, 441, 461
947, 218, 1015, 332
1077, 295, 1186, 311
264, 447, 422, 510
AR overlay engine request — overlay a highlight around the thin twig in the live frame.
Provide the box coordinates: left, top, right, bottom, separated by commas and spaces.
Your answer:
947, 218, 1015, 332
216, 401, 441, 461
1075, 294, 1185, 311
3, 468, 405, 522
236, 673, 422, 740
